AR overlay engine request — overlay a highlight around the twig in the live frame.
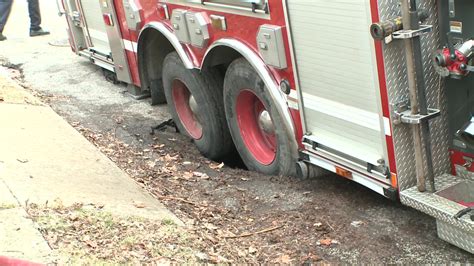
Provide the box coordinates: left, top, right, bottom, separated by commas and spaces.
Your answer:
224, 225, 283, 239
157, 195, 203, 207
326, 221, 335, 232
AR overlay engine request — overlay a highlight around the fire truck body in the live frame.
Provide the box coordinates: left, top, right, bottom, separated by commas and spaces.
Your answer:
59, 0, 474, 253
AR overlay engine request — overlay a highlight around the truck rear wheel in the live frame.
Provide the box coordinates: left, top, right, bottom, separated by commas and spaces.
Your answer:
162, 52, 233, 160
224, 58, 294, 176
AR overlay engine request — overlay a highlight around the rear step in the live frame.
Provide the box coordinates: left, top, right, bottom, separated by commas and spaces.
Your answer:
400, 174, 474, 253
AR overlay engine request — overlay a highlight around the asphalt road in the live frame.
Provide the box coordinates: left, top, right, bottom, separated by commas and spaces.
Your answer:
1, 0, 473, 263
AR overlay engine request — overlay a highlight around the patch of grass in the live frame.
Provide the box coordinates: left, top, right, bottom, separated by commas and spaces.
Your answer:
161, 218, 177, 226
120, 235, 139, 248
26, 204, 200, 264
0, 203, 16, 210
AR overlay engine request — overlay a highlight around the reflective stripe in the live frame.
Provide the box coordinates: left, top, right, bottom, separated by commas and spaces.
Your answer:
302, 92, 381, 132
288, 89, 298, 100
383, 117, 392, 137
123, 39, 138, 53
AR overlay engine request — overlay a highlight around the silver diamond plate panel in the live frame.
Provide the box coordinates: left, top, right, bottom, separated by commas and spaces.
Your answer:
437, 220, 474, 254
400, 174, 474, 233
378, 0, 451, 190
455, 165, 474, 181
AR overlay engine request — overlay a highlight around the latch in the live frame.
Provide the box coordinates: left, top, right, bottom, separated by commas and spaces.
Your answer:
391, 100, 440, 125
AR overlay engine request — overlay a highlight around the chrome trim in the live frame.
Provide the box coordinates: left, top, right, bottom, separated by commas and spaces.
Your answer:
201, 1, 266, 14
202, 38, 299, 160
161, 0, 270, 20
281, 0, 307, 134
138, 22, 195, 69
303, 140, 390, 183
303, 149, 392, 197
78, 50, 115, 72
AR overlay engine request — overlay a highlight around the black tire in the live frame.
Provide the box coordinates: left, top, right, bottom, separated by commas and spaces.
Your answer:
224, 58, 295, 176
150, 78, 166, 105
162, 52, 233, 160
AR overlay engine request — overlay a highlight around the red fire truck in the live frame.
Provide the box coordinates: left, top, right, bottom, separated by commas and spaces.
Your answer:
57, 0, 474, 253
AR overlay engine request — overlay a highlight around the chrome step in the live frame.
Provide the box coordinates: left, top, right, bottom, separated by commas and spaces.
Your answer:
400, 174, 474, 254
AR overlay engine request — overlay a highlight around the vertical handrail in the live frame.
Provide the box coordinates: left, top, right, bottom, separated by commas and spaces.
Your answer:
401, 0, 436, 192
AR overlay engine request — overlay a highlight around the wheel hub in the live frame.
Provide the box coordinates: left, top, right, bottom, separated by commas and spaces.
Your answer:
189, 95, 199, 116
258, 110, 275, 135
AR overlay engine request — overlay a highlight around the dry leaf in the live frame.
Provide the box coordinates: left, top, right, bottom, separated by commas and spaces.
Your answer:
152, 144, 165, 149
210, 162, 224, 169
163, 154, 179, 161
85, 240, 98, 248
318, 238, 333, 246
351, 221, 364, 227
94, 203, 105, 209
182, 172, 194, 179
147, 161, 156, 169
195, 252, 209, 261
165, 165, 177, 172
313, 222, 323, 228
204, 223, 218, 230
133, 201, 146, 208
248, 246, 258, 254
237, 249, 246, 257
276, 254, 292, 263
193, 172, 209, 180
301, 253, 321, 262
68, 214, 79, 221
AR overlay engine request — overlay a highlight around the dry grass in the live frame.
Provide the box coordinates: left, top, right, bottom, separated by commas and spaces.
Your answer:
26, 202, 202, 264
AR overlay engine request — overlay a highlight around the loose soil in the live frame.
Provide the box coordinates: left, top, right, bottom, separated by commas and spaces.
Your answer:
3, 64, 473, 263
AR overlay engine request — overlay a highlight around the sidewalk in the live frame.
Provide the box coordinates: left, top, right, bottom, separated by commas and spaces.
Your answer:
0, 73, 180, 263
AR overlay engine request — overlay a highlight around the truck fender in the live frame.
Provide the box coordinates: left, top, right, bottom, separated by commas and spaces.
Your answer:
138, 22, 195, 69
202, 38, 299, 161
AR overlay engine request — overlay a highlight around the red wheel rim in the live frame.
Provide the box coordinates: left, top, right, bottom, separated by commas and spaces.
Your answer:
172, 79, 203, 140
235, 90, 277, 165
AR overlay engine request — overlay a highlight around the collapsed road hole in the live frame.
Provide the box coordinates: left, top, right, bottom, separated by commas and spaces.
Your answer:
220, 151, 247, 170
149, 120, 246, 169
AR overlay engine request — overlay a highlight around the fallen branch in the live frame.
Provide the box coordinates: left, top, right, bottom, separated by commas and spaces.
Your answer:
224, 225, 283, 239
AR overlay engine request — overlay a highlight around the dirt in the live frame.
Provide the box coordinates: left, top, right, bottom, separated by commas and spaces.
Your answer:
3, 63, 473, 263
